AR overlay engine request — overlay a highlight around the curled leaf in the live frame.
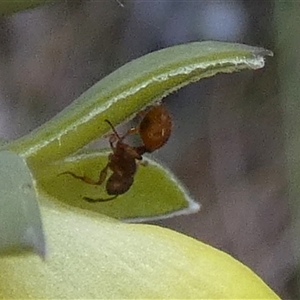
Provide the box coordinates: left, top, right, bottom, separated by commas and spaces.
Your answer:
37, 150, 200, 221
6, 41, 272, 168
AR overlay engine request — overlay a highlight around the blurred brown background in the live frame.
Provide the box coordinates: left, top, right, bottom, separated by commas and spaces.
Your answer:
0, 1, 295, 298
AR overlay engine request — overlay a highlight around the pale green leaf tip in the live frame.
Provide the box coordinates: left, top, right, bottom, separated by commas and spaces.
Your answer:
124, 157, 201, 222
125, 200, 200, 223
254, 47, 273, 57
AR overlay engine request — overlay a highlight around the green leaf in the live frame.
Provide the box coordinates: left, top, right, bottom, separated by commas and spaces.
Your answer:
37, 150, 200, 221
0, 200, 280, 299
0, 151, 45, 257
5, 41, 272, 169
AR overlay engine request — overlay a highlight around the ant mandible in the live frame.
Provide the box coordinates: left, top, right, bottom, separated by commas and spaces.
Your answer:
61, 104, 172, 202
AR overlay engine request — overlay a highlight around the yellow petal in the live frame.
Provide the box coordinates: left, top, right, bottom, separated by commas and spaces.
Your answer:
0, 201, 279, 299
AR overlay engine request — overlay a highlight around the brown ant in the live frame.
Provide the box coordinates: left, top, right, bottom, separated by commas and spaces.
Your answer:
60, 104, 172, 202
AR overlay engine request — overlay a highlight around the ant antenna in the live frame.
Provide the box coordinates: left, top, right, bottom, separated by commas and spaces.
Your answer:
105, 119, 121, 140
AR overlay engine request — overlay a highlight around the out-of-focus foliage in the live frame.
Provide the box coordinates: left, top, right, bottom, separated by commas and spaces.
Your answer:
275, 1, 300, 296
0, 0, 53, 15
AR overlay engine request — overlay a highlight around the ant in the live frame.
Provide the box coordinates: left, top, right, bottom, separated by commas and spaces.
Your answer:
60, 104, 172, 202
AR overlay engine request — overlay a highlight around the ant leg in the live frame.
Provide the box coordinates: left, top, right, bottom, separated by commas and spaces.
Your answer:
123, 107, 156, 139
97, 164, 109, 185
83, 195, 118, 202
60, 164, 109, 186
104, 118, 142, 144
59, 171, 100, 185
107, 124, 138, 143
108, 134, 117, 149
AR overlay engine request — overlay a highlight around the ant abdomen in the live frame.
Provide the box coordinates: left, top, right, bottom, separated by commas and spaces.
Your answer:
139, 105, 172, 152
